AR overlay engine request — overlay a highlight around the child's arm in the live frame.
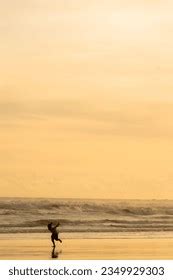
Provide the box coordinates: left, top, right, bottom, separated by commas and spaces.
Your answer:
55, 222, 60, 228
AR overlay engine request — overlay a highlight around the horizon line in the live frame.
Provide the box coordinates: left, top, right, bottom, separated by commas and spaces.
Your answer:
0, 196, 172, 201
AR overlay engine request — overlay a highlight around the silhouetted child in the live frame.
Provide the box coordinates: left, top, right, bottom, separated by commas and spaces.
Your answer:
47, 222, 62, 247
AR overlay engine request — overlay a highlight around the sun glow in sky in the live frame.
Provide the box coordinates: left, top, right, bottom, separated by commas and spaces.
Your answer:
0, 0, 172, 199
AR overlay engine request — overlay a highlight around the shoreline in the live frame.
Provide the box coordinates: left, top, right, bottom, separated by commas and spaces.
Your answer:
1, 232, 173, 239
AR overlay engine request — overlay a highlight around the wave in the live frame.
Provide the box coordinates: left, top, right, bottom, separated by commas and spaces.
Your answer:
0, 198, 173, 215
2, 218, 173, 227
1, 217, 173, 234
0, 198, 173, 235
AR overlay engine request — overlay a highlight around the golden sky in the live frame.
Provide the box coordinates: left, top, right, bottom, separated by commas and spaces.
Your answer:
0, 0, 172, 199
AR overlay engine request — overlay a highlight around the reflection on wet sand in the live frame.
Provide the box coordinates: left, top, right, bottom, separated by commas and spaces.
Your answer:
51, 247, 62, 259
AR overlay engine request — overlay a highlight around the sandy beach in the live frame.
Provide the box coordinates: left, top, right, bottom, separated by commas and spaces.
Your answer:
0, 234, 173, 260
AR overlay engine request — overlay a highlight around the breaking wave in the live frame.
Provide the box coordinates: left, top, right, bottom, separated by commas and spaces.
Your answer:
0, 198, 173, 236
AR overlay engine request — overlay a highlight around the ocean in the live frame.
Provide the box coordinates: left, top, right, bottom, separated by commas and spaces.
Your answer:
0, 198, 173, 239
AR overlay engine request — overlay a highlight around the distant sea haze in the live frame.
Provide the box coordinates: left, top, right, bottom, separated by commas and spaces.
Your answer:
0, 198, 173, 239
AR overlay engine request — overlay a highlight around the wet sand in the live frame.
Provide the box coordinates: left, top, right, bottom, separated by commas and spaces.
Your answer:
0, 235, 173, 260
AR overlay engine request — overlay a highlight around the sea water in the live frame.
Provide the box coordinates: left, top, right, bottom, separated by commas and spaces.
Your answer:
0, 198, 173, 239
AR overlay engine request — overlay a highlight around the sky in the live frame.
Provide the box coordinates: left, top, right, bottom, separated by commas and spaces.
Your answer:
0, 0, 172, 199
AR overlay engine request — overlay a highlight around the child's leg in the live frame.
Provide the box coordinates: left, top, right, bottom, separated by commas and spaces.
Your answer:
54, 233, 62, 243
51, 235, 56, 247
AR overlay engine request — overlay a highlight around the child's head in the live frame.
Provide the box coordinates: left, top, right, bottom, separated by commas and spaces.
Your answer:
47, 222, 53, 231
